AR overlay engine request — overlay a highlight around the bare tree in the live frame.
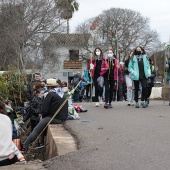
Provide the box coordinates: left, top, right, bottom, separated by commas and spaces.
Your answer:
76, 8, 160, 60
0, 0, 66, 72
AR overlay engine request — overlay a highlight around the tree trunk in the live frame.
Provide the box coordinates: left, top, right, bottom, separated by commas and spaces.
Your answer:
18, 47, 26, 73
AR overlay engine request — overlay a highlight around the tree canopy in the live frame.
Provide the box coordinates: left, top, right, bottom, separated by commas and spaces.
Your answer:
76, 8, 160, 60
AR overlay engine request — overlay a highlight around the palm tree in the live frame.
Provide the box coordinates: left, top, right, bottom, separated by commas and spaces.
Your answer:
55, 0, 79, 33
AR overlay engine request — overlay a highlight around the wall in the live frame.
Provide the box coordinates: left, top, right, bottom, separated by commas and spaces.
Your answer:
42, 45, 88, 83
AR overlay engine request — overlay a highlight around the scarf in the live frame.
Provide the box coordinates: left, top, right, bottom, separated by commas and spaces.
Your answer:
107, 56, 115, 60
50, 87, 64, 98
136, 55, 143, 61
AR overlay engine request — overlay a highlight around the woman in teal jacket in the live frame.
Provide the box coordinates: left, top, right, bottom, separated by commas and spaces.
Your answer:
128, 46, 151, 108
83, 69, 93, 102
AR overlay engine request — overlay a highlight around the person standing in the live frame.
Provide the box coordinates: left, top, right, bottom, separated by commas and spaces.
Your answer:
89, 48, 104, 107
117, 62, 126, 101
72, 72, 81, 102
124, 52, 134, 106
146, 58, 156, 106
83, 68, 93, 102
128, 46, 151, 108
100, 49, 119, 109
165, 57, 170, 85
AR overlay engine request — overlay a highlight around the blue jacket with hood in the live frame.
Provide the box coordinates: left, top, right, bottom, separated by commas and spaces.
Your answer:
128, 54, 151, 80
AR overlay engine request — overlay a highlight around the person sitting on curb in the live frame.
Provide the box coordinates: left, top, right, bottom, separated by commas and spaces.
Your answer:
24, 78, 68, 147
0, 101, 26, 166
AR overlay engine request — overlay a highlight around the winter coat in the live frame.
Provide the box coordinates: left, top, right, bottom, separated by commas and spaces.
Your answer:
128, 54, 151, 80
28, 96, 43, 120
100, 58, 120, 80
148, 65, 156, 87
83, 69, 93, 85
88, 59, 103, 78
165, 58, 170, 81
26, 80, 41, 101
42, 92, 68, 120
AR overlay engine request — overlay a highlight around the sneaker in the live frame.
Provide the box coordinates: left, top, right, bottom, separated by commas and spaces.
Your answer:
135, 102, 139, 108
95, 102, 99, 107
127, 102, 131, 106
145, 101, 148, 107
99, 97, 103, 105
108, 103, 113, 108
104, 103, 108, 109
130, 102, 134, 106
141, 102, 146, 108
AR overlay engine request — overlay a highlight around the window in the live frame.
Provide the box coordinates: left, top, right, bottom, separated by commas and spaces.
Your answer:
69, 50, 79, 60
68, 72, 73, 77
63, 72, 68, 76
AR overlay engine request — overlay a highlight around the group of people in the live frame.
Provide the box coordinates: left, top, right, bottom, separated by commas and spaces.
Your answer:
0, 45, 157, 166
0, 73, 69, 166
84, 46, 156, 109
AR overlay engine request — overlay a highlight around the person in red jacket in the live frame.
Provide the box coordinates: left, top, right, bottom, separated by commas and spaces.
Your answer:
100, 49, 120, 109
89, 47, 105, 107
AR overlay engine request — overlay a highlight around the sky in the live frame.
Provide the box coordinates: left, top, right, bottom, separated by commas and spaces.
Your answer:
69, 0, 170, 43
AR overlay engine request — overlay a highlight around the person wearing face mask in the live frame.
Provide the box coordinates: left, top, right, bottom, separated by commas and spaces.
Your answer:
124, 51, 135, 106
100, 49, 120, 109
128, 46, 151, 108
89, 47, 104, 107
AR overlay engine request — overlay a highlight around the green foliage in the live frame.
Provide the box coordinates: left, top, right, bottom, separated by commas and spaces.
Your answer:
0, 76, 9, 99
0, 68, 26, 109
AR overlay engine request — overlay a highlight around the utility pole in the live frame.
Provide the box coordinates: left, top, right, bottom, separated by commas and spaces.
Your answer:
115, 29, 118, 60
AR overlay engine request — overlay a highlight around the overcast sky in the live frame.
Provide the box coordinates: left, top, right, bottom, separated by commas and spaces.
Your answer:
69, 0, 170, 43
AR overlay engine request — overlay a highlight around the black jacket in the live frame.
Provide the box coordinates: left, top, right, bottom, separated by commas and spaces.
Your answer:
42, 92, 68, 120
26, 80, 41, 101
124, 59, 130, 75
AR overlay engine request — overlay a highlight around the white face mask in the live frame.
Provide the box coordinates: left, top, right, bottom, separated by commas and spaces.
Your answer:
96, 51, 101, 56
108, 54, 113, 58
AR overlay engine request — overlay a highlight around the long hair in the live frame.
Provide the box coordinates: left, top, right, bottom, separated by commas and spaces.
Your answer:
108, 49, 117, 58
133, 46, 146, 55
92, 47, 104, 60
128, 51, 134, 60
0, 101, 7, 115
33, 82, 42, 91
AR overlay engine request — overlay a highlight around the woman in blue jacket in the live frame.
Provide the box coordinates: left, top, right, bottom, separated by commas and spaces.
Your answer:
128, 46, 151, 108
83, 69, 93, 102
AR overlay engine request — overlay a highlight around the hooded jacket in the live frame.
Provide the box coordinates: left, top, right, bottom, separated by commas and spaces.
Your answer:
128, 54, 151, 80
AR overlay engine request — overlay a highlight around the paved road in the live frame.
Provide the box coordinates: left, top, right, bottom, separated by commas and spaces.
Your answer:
44, 100, 170, 170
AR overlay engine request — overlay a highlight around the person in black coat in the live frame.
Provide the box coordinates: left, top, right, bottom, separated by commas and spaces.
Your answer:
26, 73, 42, 101
146, 58, 156, 106
24, 79, 68, 146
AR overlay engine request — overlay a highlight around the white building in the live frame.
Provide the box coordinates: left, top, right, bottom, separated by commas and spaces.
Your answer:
42, 33, 91, 84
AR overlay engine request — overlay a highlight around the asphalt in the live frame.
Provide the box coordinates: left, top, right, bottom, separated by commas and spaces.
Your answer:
43, 100, 170, 170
